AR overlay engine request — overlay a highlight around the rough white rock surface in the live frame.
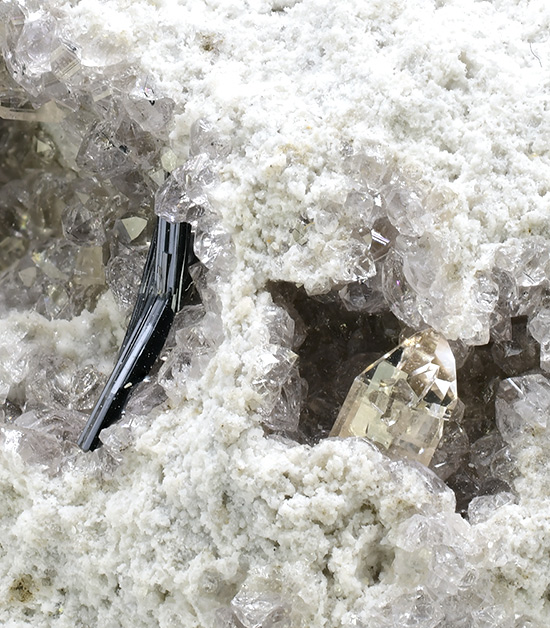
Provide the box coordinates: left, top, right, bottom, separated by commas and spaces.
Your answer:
2, 0, 550, 626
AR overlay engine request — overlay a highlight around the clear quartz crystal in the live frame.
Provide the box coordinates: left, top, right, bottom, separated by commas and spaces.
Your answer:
370, 217, 397, 262
158, 306, 220, 401
230, 591, 291, 628
8, 14, 58, 96
430, 419, 469, 481
252, 346, 297, 412
381, 249, 423, 328
61, 200, 106, 245
263, 304, 295, 347
15, 408, 85, 443
469, 431, 506, 478
98, 420, 134, 462
338, 282, 374, 312
74, 246, 105, 287
330, 329, 457, 465
497, 238, 550, 289
189, 118, 231, 159
105, 250, 146, 314
43, 282, 71, 319
124, 89, 175, 139
1, 406, 86, 474
154, 155, 214, 223
383, 177, 428, 237
0, 425, 63, 473
194, 221, 235, 270
215, 608, 237, 628
25, 354, 74, 408
349, 245, 375, 283
467, 492, 517, 525
260, 366, 304, 432
76, 120, 131, 177
70, 365, 106, 411
50, 40, 81, 81
496, 374, 550, 445
391, 587, 444, 628
528, 307, 550, 371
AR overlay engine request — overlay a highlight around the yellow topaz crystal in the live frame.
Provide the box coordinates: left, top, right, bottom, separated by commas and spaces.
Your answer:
330, 329, 457, 465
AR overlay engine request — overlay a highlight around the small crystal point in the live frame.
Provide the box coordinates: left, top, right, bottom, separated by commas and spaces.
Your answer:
121, 216, 147, 241
330, 328, 457, 465
50, 40, 81, 81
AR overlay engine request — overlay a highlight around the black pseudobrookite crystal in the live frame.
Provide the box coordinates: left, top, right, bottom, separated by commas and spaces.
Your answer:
77, 218, 197, 452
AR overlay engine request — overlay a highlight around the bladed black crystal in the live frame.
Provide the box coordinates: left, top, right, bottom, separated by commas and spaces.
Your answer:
77, 217, 197, 452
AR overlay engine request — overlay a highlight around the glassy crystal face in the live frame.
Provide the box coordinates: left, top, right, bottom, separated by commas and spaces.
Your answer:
330, 329, 457, 465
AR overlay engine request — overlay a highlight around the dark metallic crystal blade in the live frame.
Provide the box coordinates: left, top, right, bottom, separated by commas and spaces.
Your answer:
122, 218, 159, 352
154, 219, 197, 311
78, 293, 174, 451
77, 217, 197, 452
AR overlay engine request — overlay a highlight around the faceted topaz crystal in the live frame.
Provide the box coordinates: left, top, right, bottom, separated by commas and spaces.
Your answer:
330, 329, 457, 465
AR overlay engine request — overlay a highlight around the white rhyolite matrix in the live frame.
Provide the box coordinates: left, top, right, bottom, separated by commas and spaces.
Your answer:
1, 0, 550, 626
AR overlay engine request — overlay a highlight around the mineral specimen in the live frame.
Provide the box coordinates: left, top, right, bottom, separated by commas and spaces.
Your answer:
329, 329, 457, 466
1, 1, 550, 626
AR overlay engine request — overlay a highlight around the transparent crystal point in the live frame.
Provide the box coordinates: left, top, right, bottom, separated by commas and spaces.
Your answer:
330, 329, 457, 465
189, 118, 231, 159
61, 201, 106, 245
528, 308, 550, 371
50, 40, 81, 81
8, 14, 58, 96
76, 121, 131, 178
105, 251, 146, 314
124, 93, 175, 138
154, 155, 214, 223
496, 374, 550, 445
230, 591, 291, 628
